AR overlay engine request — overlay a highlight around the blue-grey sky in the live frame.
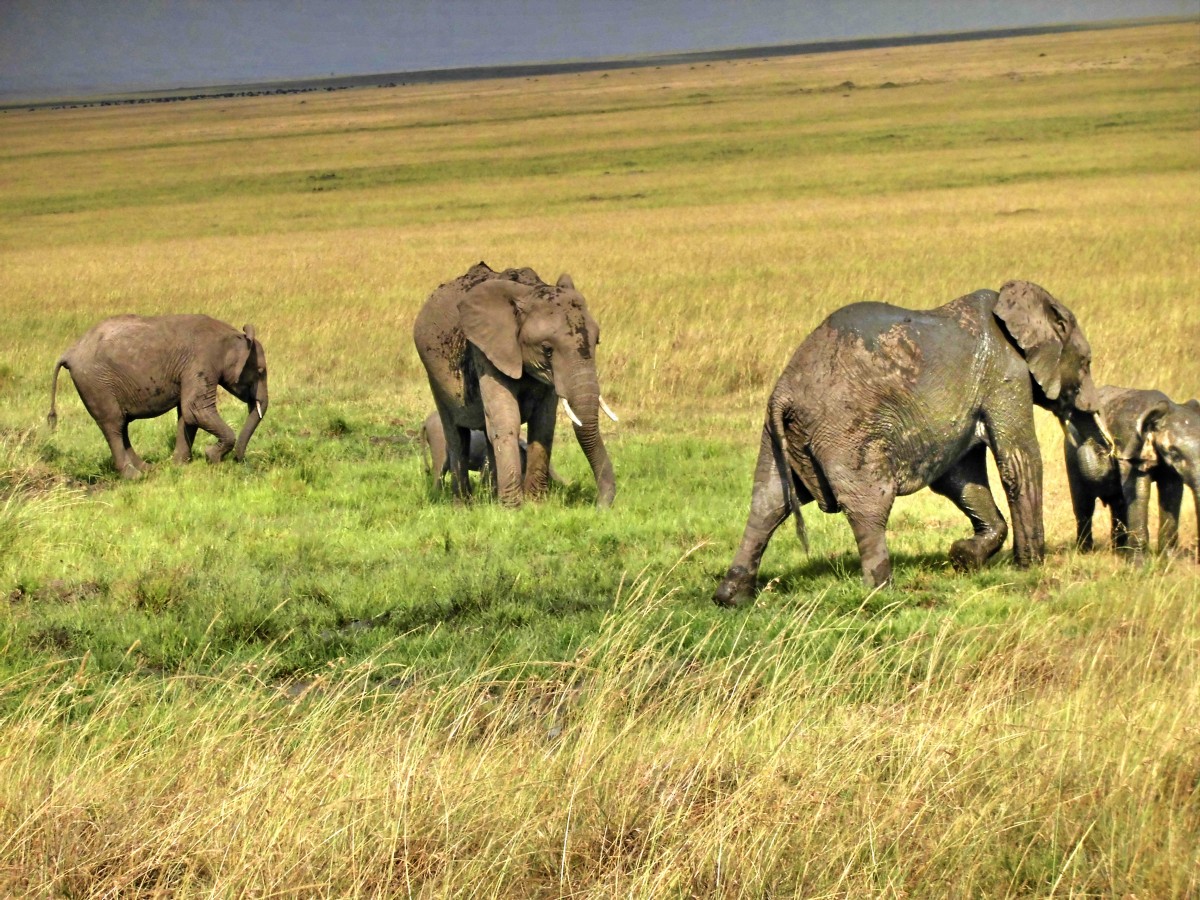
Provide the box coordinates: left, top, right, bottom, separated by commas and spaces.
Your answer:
1, 0, 1196, 100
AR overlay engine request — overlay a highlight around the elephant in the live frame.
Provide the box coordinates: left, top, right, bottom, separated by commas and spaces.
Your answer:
1064, 386, 1200, 561
48, 314, 268, 478
413, 261, 617, 508
713, 280, 1110, 605
418, 411, 563, 490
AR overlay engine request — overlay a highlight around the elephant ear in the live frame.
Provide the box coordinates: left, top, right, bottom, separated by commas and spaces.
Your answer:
994, 280, 1072, 401
460, 281, 524, 379
1134, 399, 1172, 465
556, 273, 575, 290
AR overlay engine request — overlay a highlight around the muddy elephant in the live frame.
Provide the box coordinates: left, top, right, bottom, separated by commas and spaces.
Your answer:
419, 411, 563, 490
1064, 386, 1199, 561
714, 281, 1110, 605
413, 262, 616, 507
48, 314, 268, 478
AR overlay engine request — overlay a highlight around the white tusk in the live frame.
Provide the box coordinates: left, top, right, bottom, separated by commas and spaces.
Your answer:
561, 397, 583, 428
256, 401, 263, 419
599, 396, 619, 423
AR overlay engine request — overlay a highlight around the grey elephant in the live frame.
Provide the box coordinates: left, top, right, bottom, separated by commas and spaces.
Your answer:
48, 314, 268, 478
413, 262, 616, 507
1064, 386, 1199, 561
714, 280, 1109, 605
418, 412, 563, 490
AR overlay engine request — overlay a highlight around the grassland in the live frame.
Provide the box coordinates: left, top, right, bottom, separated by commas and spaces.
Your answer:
1, 21, 1198, 898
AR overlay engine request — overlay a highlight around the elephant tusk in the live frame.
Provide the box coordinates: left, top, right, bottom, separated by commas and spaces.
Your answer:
256, 401, 263, 419
599, 396, 619, 423
1094, 412, 1116, 457
561, 397, 583, 428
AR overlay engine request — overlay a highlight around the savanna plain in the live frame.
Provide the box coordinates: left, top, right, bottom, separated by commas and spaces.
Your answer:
1, 21, 1198, 898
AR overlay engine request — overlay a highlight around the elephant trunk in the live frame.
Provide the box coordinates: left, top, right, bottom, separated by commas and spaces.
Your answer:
562, 371, 616, 508
234, 380, 268, 461
1073, 375, 1117, 453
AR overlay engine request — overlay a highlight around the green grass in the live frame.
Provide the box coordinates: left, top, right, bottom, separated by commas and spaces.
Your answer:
0, 21, 1198, 897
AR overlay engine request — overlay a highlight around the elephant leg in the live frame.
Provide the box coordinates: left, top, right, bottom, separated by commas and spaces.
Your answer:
173, 408, 198, 464
122, 423, 149, 472
1109, 495, 1131, 552
522, 395, 556, 500
182, 378, 236, 464
930, 445, 1008, 571
96, 419, 138, 479
1119, 463, 1153, 557
986, 420, 1044, 568
1155, 471, 1183, 554
842, 493, 895, 589
83, 390, 139, 479
483, 436, 499, 495
478, 371, 523, 507
714, 425, 793, 607
432, 403, 471, 501
1064, 452, 1097, 552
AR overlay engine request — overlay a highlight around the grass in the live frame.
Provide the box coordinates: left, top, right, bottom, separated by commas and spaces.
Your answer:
0, 20, 1198, 897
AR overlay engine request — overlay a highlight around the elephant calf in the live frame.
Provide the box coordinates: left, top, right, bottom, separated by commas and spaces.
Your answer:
714, 281, 1110, 605
418, 412, 563, 490
48, 314, 269, 478
1064, 386, 1200, 561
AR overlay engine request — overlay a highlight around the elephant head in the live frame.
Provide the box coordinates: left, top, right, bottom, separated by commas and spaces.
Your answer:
1134, 395, 1200, 560
994, 280, 1106, 427
224, 323, 269, 461
459, 275, 616, 506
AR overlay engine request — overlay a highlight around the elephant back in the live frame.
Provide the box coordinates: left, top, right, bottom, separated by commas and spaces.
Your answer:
429, 261, 545, 303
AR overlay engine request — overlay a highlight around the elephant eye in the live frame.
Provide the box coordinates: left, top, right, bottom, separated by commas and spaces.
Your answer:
541, 342, 553, 356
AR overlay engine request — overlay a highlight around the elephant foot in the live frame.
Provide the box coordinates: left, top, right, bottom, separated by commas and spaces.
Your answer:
949, 537, 992, 573
204, 445, 229, 464
522, 481, 550, 502
172, 452, 192, 465
1116, 546, 1147, 565
714, 566, 757, 608
119, 462, 142, 480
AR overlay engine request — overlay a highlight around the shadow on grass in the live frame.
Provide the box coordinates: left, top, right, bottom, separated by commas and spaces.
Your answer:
704, 547, 1026, 612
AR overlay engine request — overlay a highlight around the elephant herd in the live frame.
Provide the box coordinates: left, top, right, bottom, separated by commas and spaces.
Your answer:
47, 263, 1198, 605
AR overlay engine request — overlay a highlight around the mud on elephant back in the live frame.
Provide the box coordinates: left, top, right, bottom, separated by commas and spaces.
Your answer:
714, 280, 1111, 606
413, 262, 617, 508
1064, 386, 1200, 562
48, 314, 269, 479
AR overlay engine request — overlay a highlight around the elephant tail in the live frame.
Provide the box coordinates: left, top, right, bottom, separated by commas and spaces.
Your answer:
47, 357, 68, 430
768, 389, 808, 552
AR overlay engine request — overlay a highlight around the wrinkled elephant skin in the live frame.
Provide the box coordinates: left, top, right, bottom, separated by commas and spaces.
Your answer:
1065, 387, 1200, 561
49, 315, 269, 478
715, 281, 1106, 605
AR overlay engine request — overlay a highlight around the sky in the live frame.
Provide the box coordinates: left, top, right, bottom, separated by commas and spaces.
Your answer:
1, 0, 1196, 101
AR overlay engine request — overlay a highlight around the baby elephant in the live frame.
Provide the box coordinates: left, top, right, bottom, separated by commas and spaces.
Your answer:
418, 412, 561, 490
1064, 386, 1199, 561
48, 314, 269, 478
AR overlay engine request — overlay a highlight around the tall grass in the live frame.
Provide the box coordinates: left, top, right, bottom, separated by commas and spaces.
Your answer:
0, 20, 1197, 897
1, 567, 1196, 896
